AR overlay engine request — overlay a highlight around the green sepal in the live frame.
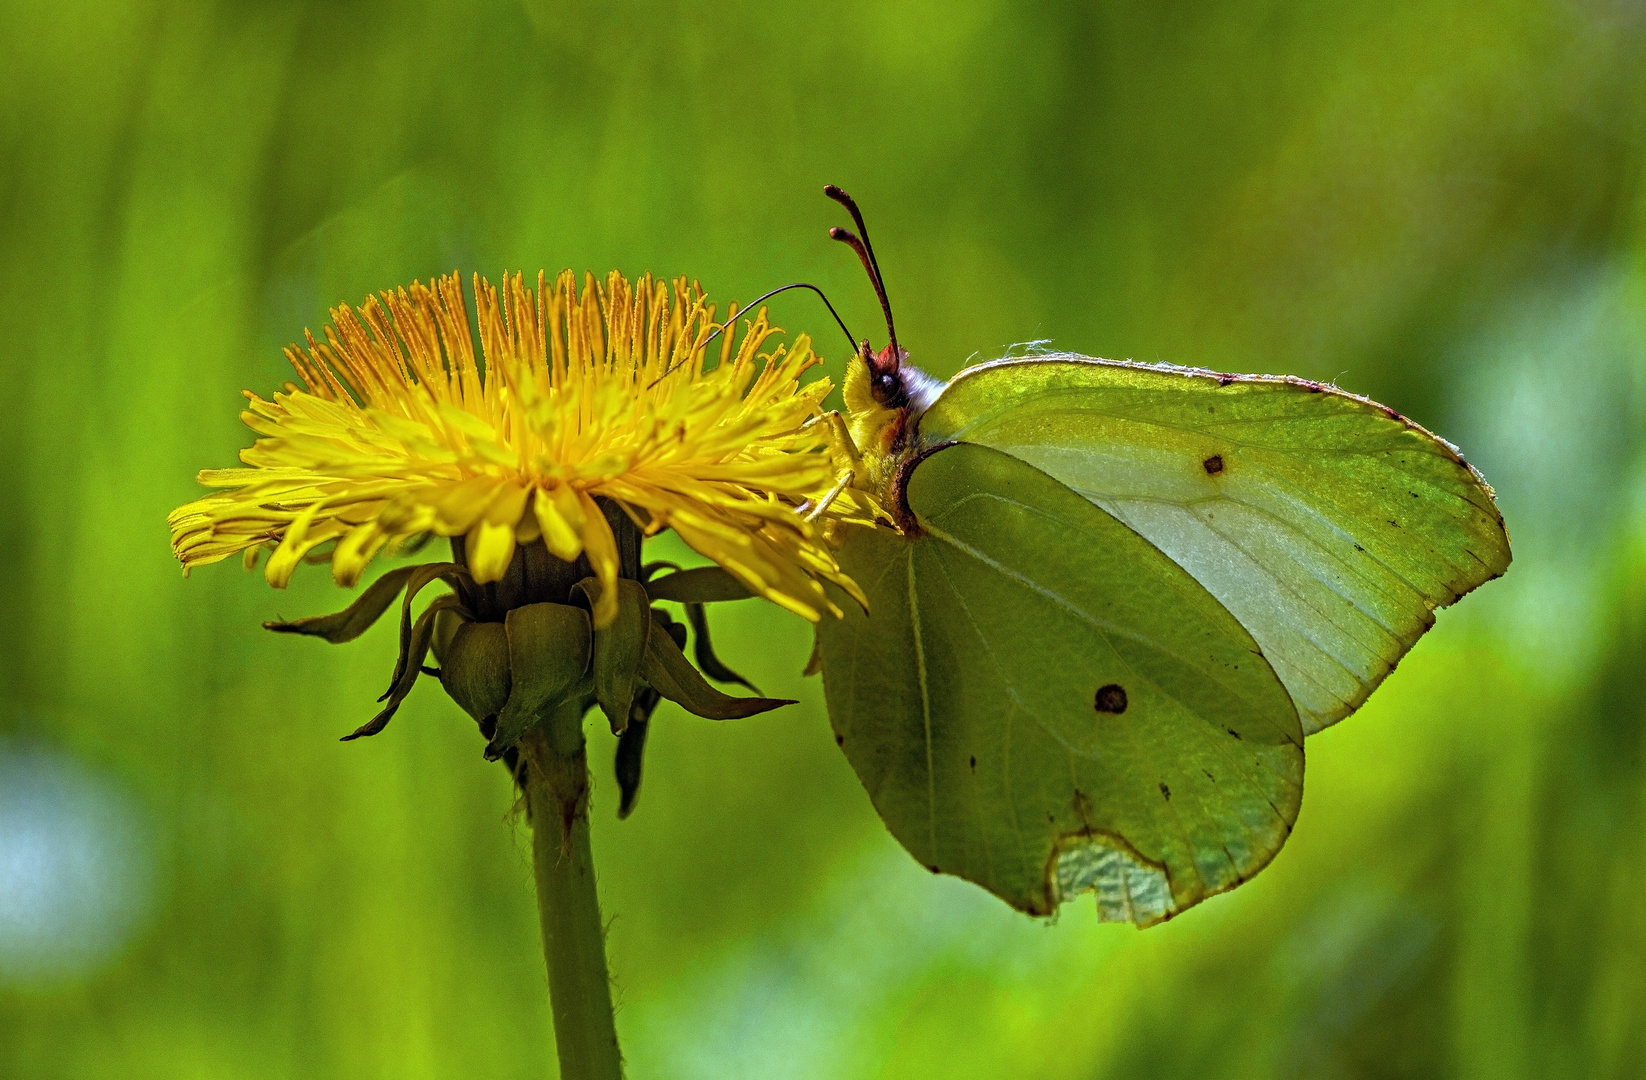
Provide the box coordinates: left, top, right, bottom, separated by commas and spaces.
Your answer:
639, 612, 793, 720
264, 564, 420, 643
383, 561, 469, 701
431, 605, 466, 663
649, 607, 689, 651
614, 686, 663, 819
644, 566, 755, 604
342, 593, 462, 741
438, 619, 512, 725
574, 577, 651, 735
683, 602, 759, 693
485, 602, 592, 761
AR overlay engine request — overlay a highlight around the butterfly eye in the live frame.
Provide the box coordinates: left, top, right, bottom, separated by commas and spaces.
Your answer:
872, 372, 909, 410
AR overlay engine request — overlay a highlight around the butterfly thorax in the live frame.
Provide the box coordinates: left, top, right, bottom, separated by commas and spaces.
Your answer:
842, 345, 945, 521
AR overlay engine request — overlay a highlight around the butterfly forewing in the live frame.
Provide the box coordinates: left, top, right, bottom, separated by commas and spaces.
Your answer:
917, 356, 1511, 734
818, 443, 1303, 925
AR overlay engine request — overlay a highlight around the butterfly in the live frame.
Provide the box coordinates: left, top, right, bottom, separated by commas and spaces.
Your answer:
806, 185, 1511, 926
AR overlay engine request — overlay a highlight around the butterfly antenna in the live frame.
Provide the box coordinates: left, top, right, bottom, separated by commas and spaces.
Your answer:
648, 282, 857, 386
825, 184, 900, 371
699, 282, 857, 356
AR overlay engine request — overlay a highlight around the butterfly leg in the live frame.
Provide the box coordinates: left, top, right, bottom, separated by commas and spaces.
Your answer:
802, 410, 897, 532
818, 410, 865, 475
795, 411, 862, 521
805, 470, 856, 522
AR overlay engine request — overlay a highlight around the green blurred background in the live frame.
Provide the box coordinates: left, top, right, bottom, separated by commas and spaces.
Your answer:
3, 0, 1643, 1076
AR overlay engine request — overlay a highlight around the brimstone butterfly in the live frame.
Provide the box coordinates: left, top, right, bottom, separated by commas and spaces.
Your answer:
808, 185, 1510, 926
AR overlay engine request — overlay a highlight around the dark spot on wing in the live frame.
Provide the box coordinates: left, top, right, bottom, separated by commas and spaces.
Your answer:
1095, 684, 1128, 714
834, 733, 844, 746
969, 755, 977, 771
1226, 728, 1242, 740
1159, 782, 1171, 802
1203, 769, 1215, 782
927, 864, 940, 873
1202, 454, 1224, 476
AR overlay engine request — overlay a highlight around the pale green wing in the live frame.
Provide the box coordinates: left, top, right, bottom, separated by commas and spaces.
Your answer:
917, 356, 1511, 734
817, 442, 1303, 925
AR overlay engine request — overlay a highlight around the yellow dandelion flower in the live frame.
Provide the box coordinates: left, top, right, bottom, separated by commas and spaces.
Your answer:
168, 269, 869, 628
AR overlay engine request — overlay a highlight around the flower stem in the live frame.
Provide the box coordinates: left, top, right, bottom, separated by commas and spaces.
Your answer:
521, 703, 623, 1080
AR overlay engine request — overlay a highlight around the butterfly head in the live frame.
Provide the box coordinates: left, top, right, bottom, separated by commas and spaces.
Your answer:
842, 340, 941, 445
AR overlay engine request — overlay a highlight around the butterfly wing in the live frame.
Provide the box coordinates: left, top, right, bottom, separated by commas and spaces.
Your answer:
916, 356, 1511, 734
817, 442, 1303, 925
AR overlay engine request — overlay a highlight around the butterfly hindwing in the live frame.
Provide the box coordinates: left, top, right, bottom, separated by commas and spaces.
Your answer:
917, 356, 1511, 734
817, 442, 1303, 925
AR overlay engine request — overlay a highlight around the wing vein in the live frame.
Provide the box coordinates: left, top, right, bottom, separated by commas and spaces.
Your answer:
926, 551, 1047, 893
907, 551, 939, 860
